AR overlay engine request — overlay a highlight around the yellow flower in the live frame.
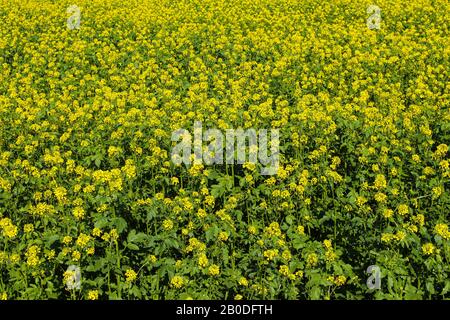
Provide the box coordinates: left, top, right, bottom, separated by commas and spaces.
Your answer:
374, 192, 387, 203
395, 231, 406, 241
422, 243, 435, 255
390, 167, 398, 177
356, 196, 367, 207
218, 231, 229, 241
264, 222, 281, 237
411, 154, 420, 163
110, 229, 119, 241
382, 208, 394, 218
9, 253, 20, 264
263, 249, 279, 261
423, 167, 435, 176
23, 223, 34, 233
306, 253, 318, 267
0, 218, 18, 238
197, 208, 207, 218
63, 270, 76, 285
434, 223, 450, 240
282, 249, 292, 261
121, 159, 137, 179
325, 250, 337, 262
83, 185, 95, 194
434, 144, 448, 158
88, 290, 99, 300
163, 219, 174, 230
381, 233, 395, 243
170, 177, 179, 185
170, 275, 185, 288
279, 265, 290, 277
198, 253, 209, 268
439, 160, 449, 171
334, 275, 346, 286
92, 228, 102, 237
72, 206, 85, 220
76, 233, 91, 248
413, 214, 425, 227
238, 277, 248, 286
374, 174, 387, 189
432, 186, 443, 199
397, 204, 409, 216
125, 269, 137, 282
208, 264, 220, 276
25, 245, 40, 267
108, 146, 122, 157
248, 225, 257, 235
72, 250, 81, 262
97, 204, 108, 213
101, 233, 111, 242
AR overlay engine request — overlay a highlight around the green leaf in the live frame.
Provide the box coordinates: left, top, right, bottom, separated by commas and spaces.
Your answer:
285, 215, 295, 225
426, 281, 435, 295
45, 235, 60, 247
309, 286, 321, 300
442, 281, 450, 295
164, 238, 179, 249
127, 230, 137, 242
131, 286, 142, 298
112, 217, 128, 233
404, 284, 422, 299
127, 243, 139, 250
205, 225, 219, 242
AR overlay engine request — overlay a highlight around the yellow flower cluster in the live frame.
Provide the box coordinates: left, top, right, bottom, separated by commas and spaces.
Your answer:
0, 0, 448, 300
170, 275, 186, 289
0, 218, 18, 239
125, 269, 137, 282
25, 245, 40, 267
434, 224, 450, 240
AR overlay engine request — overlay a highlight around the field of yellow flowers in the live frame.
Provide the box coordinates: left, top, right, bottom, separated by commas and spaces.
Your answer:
0, 0, 449, 300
